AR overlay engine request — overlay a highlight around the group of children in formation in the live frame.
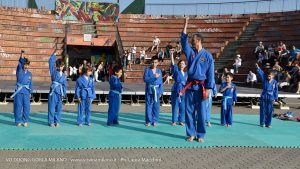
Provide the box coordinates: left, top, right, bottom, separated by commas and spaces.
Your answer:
10, 17, 279, 143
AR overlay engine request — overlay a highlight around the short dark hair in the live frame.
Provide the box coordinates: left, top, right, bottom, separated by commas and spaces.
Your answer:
177, 60, 185, 67
113, 65, 122, 74
56, 59, 65, 67
268, 70, 276, 76
151, 55, 159, 61
82, 66, 92, 74
24, 58, 30, 65
192, 33, 204, 43
225, 72, 234, 78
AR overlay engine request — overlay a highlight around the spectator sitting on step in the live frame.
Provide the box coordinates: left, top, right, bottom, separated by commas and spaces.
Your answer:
278, 70, 291, 89
166, 41, 173, 59
246, 70, 257, 88
151, 36, 161, 52
288, 45, 300, 63
131, 43, 137, 64
277, 41, 285, 55
158, 48, 165, 64
175, 42, 182, 59
278, 45, 289, 65
233, 54, 242, 73
254, 41, 264, 60
162, 67, 172, 85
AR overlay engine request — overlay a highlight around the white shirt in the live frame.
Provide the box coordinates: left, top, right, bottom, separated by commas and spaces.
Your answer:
247, 72, 257, 82
127, 53, 132, 60
131, 46, 137, 54
73, 67, 78, 75
140, 50, 145, 57
234, 58, 242, 66
153, 38, 160, 46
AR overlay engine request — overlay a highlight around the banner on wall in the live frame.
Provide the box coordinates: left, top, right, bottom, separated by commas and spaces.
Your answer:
55, 0, 119, 22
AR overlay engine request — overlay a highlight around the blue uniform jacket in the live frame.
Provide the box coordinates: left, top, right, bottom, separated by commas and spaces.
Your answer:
75, 75, 96, 100
49, 54, 66, 97
171, 65, 187, 94
15, 57, 33, 94
219, 82, 237, 102
143, 67, 164, 96
257, 68, 278, 101
180, 32, 215, 90
109, 75, 123, 93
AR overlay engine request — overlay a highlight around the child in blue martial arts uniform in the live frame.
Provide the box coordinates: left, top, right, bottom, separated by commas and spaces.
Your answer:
11, 50, 33, 127
48, 51, 66, 127
170, 50, 187, 126
143, 56, 164, 127
219, 73, 237, 127
107, 65, 123, 126
206, 84, 217, 127
256, 63, 278, 128
75, 66, 96, 127
180, 17, 215, 142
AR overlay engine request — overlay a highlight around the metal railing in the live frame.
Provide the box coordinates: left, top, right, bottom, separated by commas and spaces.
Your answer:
145, 0, 300, 15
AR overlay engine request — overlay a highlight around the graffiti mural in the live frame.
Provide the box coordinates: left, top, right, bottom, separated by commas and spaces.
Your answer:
55, 0, 119, 22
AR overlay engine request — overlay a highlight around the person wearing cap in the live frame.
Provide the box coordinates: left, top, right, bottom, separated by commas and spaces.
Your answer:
233, 54, 242, 74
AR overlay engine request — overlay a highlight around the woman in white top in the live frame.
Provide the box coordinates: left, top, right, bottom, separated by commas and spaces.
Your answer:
233, 54, 242, 73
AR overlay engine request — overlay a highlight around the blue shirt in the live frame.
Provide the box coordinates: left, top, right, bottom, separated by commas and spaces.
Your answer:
171, 64, 187, 93
15, 57, 33, 94
75, 75, 96, 100
109, 75, 123, 93
143, 67, 164, 95
180, 32, 215, 89
219, 82, 237, 102
49, 54, 66, 96
257, 68, 278, 101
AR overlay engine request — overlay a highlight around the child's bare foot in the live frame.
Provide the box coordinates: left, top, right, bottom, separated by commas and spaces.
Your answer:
207, 122, 211, 127
23, 123, 28, 127
49, 124, 55, 127
55, 123, 60, 127
171, 122, 176, 126
16, 123, 21, 127
186, 136, 195, 142
179, 122, 185, 126
153, 123, 158, 126
145, 123, 150, 127
197, 138, 205, 143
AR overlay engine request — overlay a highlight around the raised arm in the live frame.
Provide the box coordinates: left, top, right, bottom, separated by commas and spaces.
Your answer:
16, 51, 25, 77
255, 63, 266, 82
181, 17, 192, 59
49, 54, 56, 76
170, 50, 175, 65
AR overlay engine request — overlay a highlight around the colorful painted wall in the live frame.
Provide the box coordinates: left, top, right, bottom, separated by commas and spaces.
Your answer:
55, 0, 119, 22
